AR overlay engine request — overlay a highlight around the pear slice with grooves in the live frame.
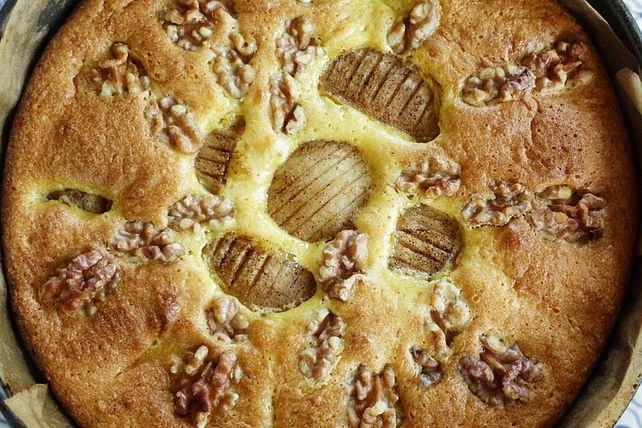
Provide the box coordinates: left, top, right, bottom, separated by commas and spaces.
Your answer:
321, 48, 440, 143
204, 234, 316, 312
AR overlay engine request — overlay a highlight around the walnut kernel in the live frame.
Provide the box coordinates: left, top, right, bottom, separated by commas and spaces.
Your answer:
319, 230, 367, 302
147, 96, 203, 154
112, 221, 186, 263
206, 296, 249, 343
388, 1, 440, 54
521, 40, 593, 93
462, 65, 535, 106
430, 278, 471, 356
299, 309, 346, 380
460, 335, 543, 405
276, 16, 322, 77
171, 345, 243, 427
409, 346, 442, 388
86, 43, 150, 96
169, 194, 234, 231
39, 249, 121, 315
396, 156, 461, 199
462, 181, 532, 227
530, 186, 606, 242
348, 364, 404, 428
269, 72, 306, 135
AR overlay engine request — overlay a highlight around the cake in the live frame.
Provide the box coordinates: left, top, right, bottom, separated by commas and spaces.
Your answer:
1, 0, 637, 427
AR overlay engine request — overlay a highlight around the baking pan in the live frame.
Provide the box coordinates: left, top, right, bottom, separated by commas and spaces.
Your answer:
0, 0, 640, 426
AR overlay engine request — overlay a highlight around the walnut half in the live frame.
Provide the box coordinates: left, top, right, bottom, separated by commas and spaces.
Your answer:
348, 364, 404, 428
85, 42, 150, 97
112, 221, 186, 263
462, 65, 535, 106
299, 309, 346, 381
319, 230, 368, 302
396, 156, 461, 199
460, 335, 543, 406
206, 296, 249, 343
147, 96, 203, 155
169, 194, 234, 232
430, 278, 471, 356
276, 16, 322, 78
39, 248, 121, 315
530, 186, 606, 242
388, 1, 441, 54
461, 181, 532, 227
521, 39, 593, 93
170, 345, 243, 427
410, 346, 442, 388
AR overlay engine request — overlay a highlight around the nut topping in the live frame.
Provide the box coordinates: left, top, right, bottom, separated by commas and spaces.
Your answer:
388, 1, 441, 54
212, 32, 256, 99
169, 194, 234, 231
348, 364, 404, 428
112, 221, 185, 263
85, 43, 150, 96
206, 296, 249, 343
161, 0, 229, 51
462, 182, 532, 227
396, 156, 461, 199
460, 335, 543, 405
319, 230, 367, 302
430, 278, 471, 355
270, 72, 305, 134
39, 249, 121, 315
147, 96, 203, 154
171, 346, 243, 427
462, 65, 535, 106
409, 346, 442, 388
299, 309, 346, 380
530, 186, 606, 242
276, 16, 322, 78
521, 40, 593, 92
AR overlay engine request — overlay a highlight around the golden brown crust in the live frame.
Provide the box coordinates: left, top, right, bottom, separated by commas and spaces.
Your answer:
1, 0, 637, 427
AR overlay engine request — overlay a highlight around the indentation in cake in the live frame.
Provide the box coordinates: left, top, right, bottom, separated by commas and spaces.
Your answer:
203, 234, 316, 312
320, 48, 440, 142
47, 189, 113, 214
389, 205, 461, 276
267, 140, 372, 242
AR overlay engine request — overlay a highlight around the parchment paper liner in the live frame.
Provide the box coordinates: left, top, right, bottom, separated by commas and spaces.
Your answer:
0, 0, 640, 426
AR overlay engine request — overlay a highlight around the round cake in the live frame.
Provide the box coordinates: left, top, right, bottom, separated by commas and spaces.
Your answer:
1, 0, 637, 426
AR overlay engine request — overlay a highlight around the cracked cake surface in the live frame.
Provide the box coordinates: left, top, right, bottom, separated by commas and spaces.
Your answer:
0, 0, 637, 427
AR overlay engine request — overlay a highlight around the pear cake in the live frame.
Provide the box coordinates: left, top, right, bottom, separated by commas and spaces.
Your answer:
1, 0, 637, 427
